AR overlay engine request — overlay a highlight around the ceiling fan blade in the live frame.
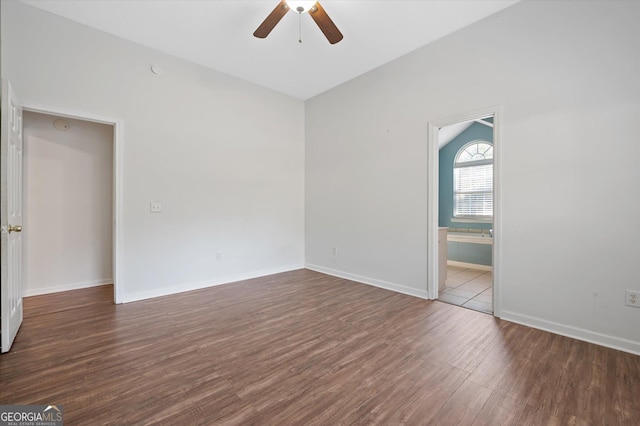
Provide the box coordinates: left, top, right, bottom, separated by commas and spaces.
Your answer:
254, 0, 289, 39
309, 2, 343, 44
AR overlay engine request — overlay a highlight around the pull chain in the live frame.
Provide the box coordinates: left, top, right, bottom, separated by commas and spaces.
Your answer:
298, 11, 302, 43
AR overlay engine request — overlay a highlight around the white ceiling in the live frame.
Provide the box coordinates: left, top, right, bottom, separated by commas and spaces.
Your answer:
439, 121, 474, 150
20, 0, 519, 100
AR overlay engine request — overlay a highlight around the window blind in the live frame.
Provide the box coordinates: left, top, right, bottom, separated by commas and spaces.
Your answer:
454, 163, 493, 217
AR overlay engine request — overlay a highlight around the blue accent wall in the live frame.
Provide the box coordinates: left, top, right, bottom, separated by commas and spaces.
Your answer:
447, 242, 492, 266
439, 122, 493, 229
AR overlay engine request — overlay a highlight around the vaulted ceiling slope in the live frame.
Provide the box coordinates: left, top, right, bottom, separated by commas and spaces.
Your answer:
20, 0, 519, 100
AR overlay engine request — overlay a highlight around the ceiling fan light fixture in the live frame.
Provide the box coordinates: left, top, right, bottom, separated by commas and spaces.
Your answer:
254, 0, 343, 44
285, 0, 317, 14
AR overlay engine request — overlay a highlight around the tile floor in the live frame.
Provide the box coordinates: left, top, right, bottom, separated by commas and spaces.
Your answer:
438, 265, 493, 314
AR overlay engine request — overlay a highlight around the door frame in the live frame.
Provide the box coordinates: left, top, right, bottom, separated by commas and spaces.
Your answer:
23, 104, 124, 304
427, 105, 502, 317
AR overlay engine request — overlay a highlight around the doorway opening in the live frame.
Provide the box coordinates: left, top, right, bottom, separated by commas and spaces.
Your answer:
427, 107, 501, 316
22, 109, 120, 305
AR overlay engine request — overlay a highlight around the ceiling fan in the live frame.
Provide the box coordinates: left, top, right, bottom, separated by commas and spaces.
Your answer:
253, 0, 343, 44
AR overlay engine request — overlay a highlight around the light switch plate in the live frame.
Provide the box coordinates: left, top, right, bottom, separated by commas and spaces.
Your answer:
150, 202, 162, 213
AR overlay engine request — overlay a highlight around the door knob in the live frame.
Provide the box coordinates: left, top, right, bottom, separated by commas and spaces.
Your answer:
8, 225, 22, 233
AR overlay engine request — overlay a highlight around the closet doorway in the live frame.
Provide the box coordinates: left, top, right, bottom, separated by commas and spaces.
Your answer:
23, 110, 119, 305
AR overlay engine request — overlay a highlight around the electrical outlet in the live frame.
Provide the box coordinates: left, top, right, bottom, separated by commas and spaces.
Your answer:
626, 290, 640, 308
150, 202, 162, 213
216, 252, 222, 261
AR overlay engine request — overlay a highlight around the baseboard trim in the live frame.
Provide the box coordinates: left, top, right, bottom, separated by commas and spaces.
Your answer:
305, 264, 428, 300
447, 260, 492, 271
24, 278, 113, 297
122, 264, 304, 303
501, 310, 640, 356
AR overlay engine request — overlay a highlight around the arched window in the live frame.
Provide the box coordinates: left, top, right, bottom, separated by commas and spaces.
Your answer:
454, 141, 493, 218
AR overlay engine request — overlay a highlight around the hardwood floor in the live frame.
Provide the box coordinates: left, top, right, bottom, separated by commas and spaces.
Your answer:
1, 269, 638, 425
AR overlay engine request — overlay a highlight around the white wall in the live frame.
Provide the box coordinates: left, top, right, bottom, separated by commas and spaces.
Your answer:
306, 1, 640, 353
2, 1, 305, 302
23, 111, 113, 296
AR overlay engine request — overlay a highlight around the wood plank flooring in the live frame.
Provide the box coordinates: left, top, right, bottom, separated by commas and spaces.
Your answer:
1, 269, 638, 425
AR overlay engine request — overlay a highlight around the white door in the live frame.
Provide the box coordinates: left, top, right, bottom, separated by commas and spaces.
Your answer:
1, 79, 24, 353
